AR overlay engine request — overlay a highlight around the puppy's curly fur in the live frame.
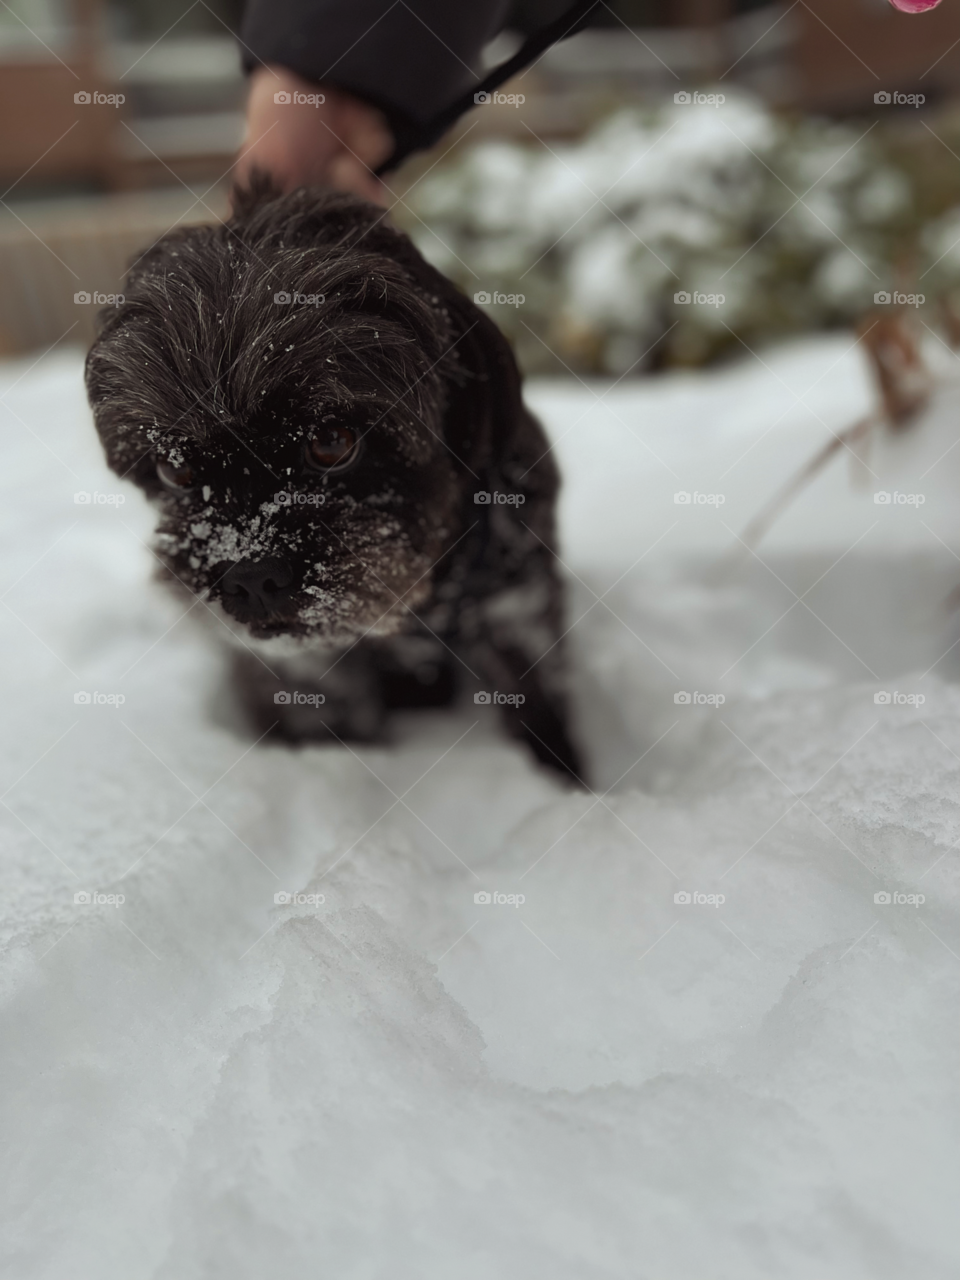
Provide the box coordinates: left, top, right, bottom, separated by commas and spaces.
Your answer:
85, 182, 583, 780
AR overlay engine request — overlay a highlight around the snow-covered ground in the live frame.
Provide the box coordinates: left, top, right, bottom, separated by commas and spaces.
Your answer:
0, 335, 957, 1279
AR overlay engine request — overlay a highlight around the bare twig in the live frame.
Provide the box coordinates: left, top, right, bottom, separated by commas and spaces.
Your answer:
724, 311, 933, 563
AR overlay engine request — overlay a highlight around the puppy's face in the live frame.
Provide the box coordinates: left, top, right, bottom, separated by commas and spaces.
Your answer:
85, 189, 465, 646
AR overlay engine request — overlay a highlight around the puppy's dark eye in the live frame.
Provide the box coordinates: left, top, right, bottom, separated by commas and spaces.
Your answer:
305, 425, 360, 473
156, 459, 197, 492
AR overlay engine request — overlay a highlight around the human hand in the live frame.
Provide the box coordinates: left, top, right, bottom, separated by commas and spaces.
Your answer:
235, 65, 394, 204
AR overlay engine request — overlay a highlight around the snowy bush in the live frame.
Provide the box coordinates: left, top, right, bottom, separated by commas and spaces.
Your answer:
398, 96, 955, 374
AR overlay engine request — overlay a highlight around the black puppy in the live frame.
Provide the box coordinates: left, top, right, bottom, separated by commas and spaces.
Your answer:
85, 183, 582, 781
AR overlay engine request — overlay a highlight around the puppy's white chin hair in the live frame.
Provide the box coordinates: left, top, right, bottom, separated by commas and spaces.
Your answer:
210, 600, 403, 658
227, 629, 315, 660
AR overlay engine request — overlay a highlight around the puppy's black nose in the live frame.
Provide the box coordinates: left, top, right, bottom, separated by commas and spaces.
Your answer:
220, 557, 294, 616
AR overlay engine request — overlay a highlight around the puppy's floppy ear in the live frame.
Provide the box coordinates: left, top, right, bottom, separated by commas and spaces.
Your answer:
385, 236, 553, 499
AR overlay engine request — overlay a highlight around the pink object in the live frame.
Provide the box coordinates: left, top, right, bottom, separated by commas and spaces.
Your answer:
888, 0, 942, 11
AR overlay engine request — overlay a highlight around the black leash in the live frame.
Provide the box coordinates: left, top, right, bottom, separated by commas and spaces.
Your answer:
375, 0, 600, 176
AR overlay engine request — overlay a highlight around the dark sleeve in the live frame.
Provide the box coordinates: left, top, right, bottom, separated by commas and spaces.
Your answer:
240, 0, 513, 131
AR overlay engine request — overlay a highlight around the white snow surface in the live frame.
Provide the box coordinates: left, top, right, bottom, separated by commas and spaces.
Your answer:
0, 336, 957, 1279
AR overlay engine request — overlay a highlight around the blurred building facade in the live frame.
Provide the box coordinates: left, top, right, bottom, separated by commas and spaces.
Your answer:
1, 0, 959, 355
